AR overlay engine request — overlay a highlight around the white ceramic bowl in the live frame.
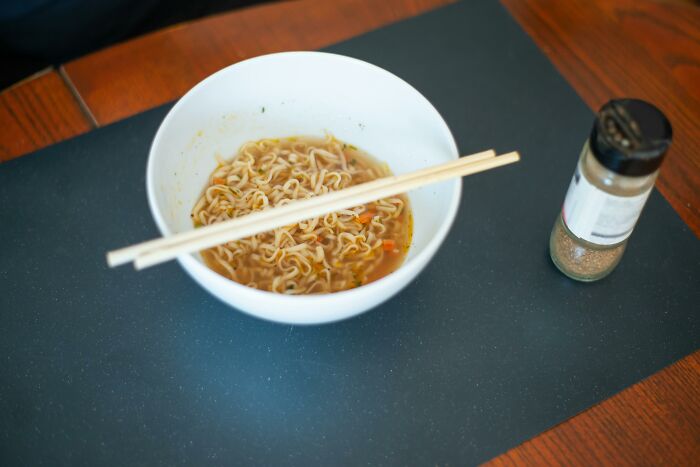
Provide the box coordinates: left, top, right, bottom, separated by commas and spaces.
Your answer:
147, 51, 460, 324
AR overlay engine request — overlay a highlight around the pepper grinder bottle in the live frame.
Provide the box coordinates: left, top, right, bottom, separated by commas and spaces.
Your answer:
550, 99, 672, 282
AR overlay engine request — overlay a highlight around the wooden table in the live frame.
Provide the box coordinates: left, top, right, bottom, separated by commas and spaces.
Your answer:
1, 0, 698, 464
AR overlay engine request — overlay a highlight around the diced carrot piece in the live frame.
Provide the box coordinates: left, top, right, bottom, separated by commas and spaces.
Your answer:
357, 210, 376, 224
382, 239, 396, 251
213, 177, 226, 185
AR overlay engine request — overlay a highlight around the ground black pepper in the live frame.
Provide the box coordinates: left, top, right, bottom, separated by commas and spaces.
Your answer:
550, 218, 624, 281
549, 99, 671, 282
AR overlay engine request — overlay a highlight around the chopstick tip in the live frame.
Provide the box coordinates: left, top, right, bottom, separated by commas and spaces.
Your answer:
504, 150, 520, 161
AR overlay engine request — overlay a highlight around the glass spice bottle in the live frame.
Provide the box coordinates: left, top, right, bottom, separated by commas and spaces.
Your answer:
550, 98, 672, 282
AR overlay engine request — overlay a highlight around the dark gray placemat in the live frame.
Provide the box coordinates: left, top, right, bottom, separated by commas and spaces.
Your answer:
1, 1, 698, 465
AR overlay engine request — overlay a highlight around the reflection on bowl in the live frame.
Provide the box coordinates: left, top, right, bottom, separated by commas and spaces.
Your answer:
147, 51, 460, 324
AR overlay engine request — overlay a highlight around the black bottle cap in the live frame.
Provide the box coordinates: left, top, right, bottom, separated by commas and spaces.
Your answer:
589, 99, 672, 176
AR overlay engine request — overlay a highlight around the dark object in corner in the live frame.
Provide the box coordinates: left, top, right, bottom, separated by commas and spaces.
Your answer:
0, 0, 274, 89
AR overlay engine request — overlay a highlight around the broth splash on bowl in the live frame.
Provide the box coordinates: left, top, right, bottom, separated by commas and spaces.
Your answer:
191, 135, 412, 294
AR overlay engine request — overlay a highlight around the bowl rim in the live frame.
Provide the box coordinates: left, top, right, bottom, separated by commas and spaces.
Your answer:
146, 51, 461, 313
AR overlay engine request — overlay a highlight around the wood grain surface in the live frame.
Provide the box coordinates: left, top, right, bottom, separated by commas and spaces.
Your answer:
486, 350, 700, 466
0, 0, 698, 464
0, 69, 93, 162
62, 0, 455, 125
501, 0, 700, 246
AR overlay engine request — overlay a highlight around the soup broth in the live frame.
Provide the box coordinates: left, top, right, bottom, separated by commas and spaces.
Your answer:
192, 135, 412, 294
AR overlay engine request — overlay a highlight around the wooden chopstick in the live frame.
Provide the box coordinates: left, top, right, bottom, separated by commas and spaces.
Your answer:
108, 150, 519, 270
107, 149, 496, 267
130, 151, 520, 270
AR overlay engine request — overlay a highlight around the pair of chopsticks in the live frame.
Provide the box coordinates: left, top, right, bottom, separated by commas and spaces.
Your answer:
107, 149, 519, 270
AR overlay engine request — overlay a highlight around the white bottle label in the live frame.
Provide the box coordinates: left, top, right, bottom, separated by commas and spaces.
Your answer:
562, 164, 652, 245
